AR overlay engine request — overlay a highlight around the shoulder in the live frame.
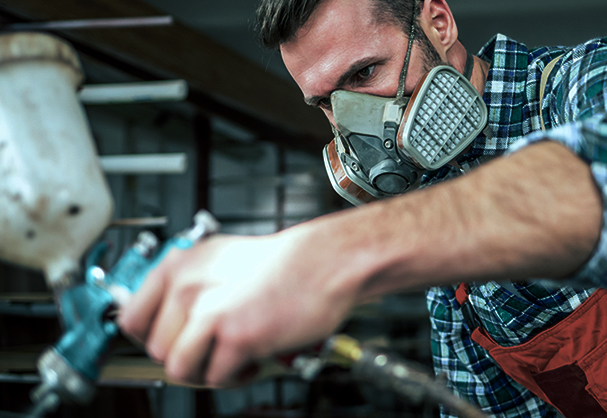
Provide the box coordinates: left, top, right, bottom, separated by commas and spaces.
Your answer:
531, 37, 607, 79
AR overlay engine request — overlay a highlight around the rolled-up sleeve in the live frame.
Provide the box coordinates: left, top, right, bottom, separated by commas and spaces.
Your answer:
506, 30, 607, 285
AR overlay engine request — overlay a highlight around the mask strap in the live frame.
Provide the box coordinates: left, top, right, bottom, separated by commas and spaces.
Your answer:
396, 25, 475, 101
463, 50, 474, 81
395, 18, 416, 102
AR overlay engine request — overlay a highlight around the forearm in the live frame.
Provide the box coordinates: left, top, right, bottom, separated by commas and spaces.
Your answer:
292, 141, 602, 302
119, 141, 602, 387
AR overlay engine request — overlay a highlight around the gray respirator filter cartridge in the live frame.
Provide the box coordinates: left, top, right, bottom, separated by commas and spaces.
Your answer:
398, 66, 487, 170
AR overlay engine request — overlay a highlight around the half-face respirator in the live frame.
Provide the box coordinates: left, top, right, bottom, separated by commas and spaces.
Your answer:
323, 54, 488, 206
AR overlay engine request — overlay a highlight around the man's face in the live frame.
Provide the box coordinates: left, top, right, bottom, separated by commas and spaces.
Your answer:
280, 0, 436, 125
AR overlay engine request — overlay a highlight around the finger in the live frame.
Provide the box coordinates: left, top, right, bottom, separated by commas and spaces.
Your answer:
118, 259, 170, 344
203, 339, 251, 387
164, 307, 218, 385
145, 281, 201, 362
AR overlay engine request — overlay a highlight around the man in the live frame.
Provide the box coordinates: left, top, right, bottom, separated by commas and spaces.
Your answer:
120, 0, 607, 416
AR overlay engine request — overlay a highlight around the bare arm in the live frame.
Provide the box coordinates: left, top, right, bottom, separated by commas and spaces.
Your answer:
331, 140, 603, 299
119, 141, 602, 386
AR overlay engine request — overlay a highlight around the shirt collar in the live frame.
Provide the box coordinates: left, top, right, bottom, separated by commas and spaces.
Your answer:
469, 34, 531, 156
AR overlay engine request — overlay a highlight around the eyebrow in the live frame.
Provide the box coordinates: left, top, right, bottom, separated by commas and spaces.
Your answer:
303, 56, 381, 107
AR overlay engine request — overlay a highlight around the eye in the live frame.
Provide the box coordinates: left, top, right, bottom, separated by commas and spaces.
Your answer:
318, 97, 332, 109
357, 65, 376, 79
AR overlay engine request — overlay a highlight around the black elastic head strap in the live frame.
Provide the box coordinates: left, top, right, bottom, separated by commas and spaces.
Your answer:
395, 3, 475, 103
395, 17, 416, 102
463, 50, 474, 81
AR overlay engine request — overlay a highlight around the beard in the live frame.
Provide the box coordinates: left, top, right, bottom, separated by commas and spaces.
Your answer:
418, 31, 448, 72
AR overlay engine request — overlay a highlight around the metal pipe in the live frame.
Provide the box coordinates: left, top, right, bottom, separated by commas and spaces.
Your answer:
108, 217, 168, 228
79, 80, 188, 104
99, 153, 187, 175
3, 16, 173, 31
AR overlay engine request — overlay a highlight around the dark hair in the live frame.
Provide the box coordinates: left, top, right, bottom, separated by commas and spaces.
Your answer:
255, 0, 423, 50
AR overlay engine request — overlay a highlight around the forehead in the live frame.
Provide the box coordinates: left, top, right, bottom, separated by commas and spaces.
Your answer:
300, 0, 379, 41
280, 0, 406, 87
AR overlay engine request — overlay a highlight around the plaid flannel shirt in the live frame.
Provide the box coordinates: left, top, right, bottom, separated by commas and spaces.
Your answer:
426, 34, 607, 417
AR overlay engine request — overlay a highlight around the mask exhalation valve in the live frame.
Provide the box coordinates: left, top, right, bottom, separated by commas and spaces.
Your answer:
369, 159, 415, 195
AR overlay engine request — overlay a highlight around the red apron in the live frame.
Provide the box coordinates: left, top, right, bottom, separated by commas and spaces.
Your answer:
457, 284, 607, 417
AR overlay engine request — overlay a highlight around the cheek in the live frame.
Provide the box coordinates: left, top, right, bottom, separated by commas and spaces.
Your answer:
322, 108, 336, 126
357, 60, 410, 98
355, 76, 400, 98
401, 50, 434, 94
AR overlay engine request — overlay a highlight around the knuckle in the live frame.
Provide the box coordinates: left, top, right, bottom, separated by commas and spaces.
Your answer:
165, 359, 191, 384
152, 249, 185, 285
118, 313, 144, 340
174, 282, 203, 309
146, 339, 168, 364
162, 246, 186, 266
165, 349, 201, 385
218, 313, 280, 359
219, 325, 250, 355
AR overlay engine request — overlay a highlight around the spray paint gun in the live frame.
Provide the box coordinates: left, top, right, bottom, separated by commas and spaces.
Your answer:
28, 211, 219, 416
25, 209, 484, 418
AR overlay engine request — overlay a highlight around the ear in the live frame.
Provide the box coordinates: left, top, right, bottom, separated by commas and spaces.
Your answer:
418, 0, 458, 57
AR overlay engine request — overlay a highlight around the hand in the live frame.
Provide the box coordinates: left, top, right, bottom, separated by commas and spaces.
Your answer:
118, 228, 358, 387
119, 141, 603, 387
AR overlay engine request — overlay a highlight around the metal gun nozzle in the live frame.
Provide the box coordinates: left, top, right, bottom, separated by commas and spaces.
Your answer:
325, 334, 363, 364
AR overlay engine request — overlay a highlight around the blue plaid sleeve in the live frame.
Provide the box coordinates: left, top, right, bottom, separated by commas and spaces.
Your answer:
507, 39, 607, 287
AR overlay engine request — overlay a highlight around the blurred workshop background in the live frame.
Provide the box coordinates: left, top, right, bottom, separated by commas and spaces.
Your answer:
1, 0, 606, 417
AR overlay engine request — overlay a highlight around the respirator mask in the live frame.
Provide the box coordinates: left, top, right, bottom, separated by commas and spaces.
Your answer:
323, 25, 488, 206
